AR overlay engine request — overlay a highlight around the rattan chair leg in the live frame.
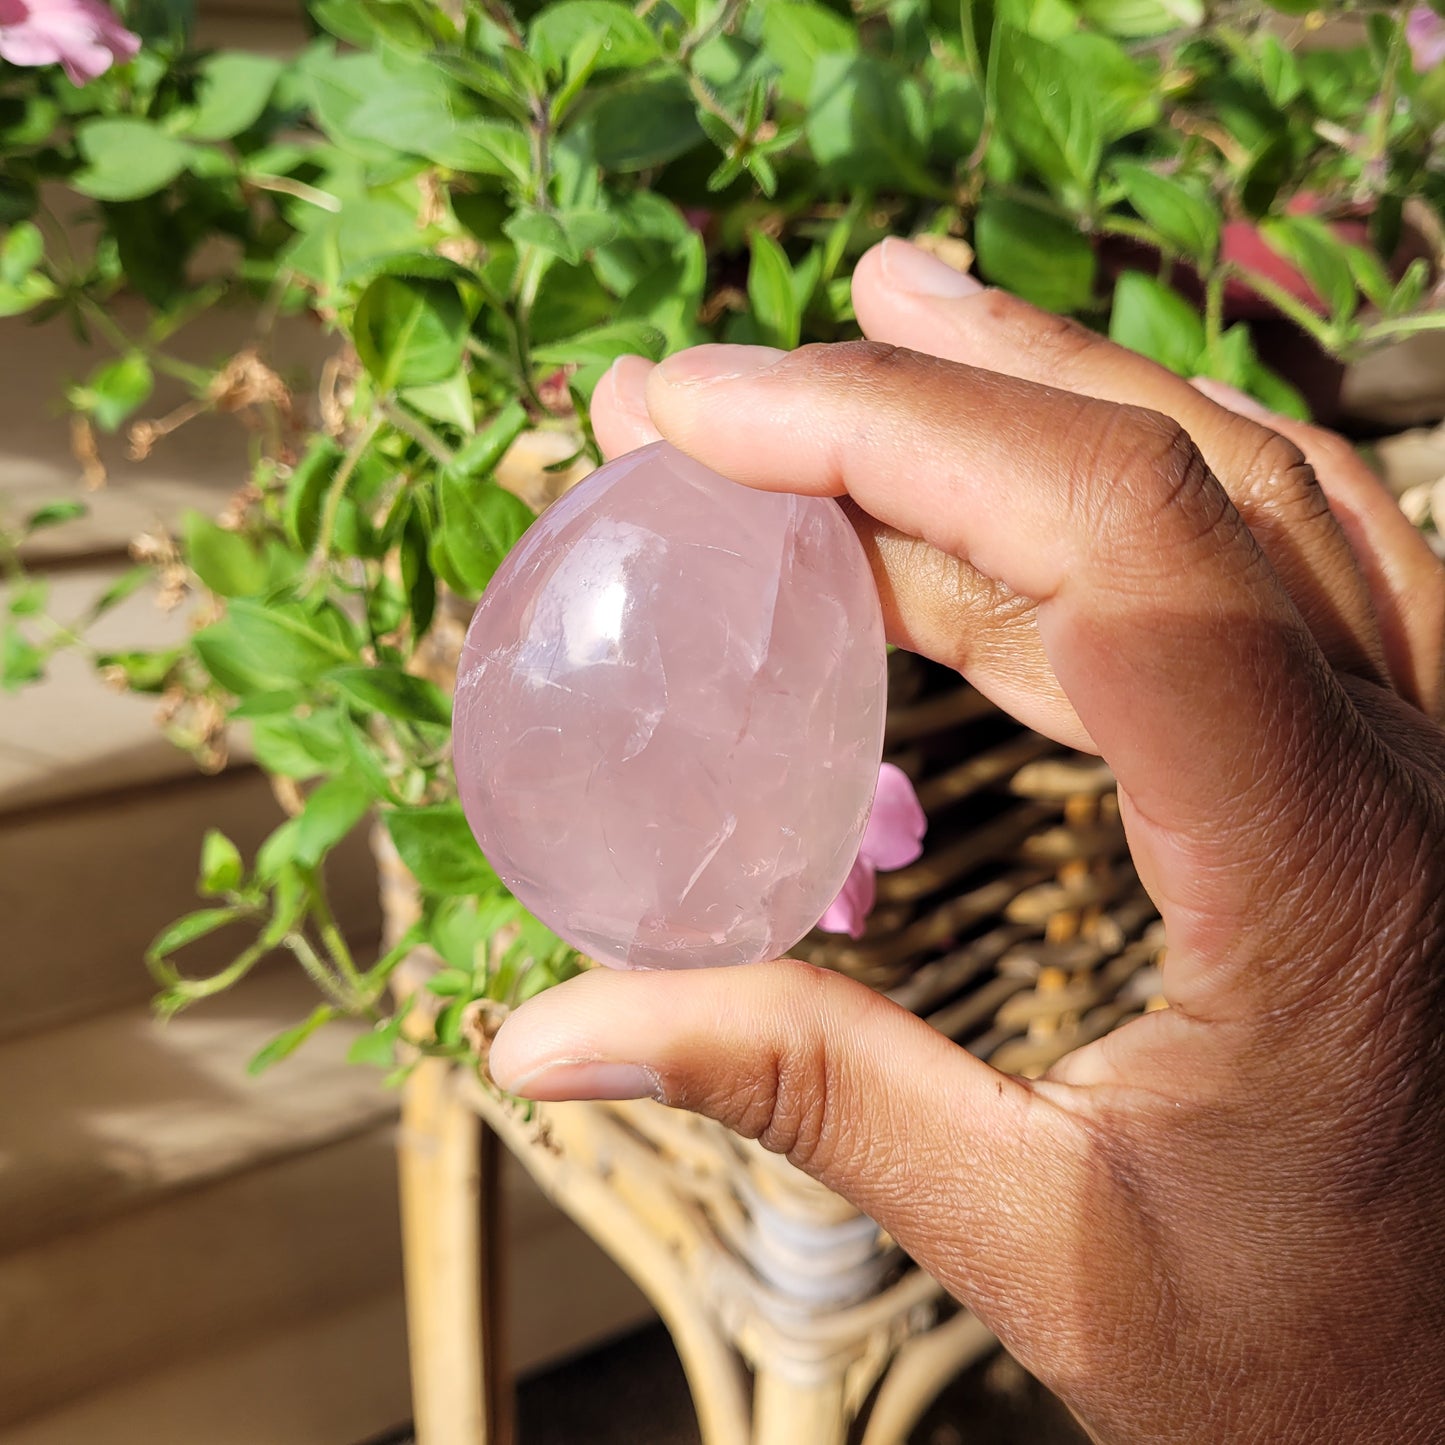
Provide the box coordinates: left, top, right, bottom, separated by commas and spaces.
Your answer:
400, 1058, 498, 1445
458, 1076, 754, 1445
752, 1366, 850, 1445
859, 1311, 997, 1445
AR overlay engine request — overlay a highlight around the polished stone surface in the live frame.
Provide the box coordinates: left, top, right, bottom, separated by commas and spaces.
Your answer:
454, 441, 887, 968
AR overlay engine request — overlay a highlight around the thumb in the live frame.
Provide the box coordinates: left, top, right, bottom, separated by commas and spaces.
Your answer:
488, 960, 1087, 1326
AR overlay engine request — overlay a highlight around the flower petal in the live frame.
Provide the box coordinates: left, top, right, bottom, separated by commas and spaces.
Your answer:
858, 762, 927, 872
816, 858, 876, 939
1408, 6, 1445, 71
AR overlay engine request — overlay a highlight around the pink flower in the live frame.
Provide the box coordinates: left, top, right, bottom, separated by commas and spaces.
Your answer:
817, 762, 927, 939
0, 0, 140, 85
1407, 7, 1445, 72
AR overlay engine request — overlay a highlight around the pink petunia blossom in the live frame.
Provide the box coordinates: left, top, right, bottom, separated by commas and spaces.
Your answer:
1407, 7, 1445, 73
0, 0, 140, 85
817, 762, 927, 939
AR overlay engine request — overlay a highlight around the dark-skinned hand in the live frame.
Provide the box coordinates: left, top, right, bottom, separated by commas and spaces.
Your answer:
490, 238, 1445, 1444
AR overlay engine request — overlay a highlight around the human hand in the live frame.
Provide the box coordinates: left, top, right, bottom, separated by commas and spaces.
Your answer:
490, 239, 1445, 1442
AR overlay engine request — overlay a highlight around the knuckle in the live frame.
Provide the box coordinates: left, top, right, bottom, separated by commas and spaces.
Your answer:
1073, 403, 1237, 562
1230, 430, 1334, 532
711, 964, 849, 1172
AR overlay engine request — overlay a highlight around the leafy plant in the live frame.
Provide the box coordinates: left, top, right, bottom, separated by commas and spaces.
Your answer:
2, 0, 1442, 1074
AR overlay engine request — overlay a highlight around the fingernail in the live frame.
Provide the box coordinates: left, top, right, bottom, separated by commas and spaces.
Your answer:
1189, 376, 1274, 422
495, 1058, 660, 1102
655, 343, 787, 386
879, 237, 984, 298
603, 353, 655, 418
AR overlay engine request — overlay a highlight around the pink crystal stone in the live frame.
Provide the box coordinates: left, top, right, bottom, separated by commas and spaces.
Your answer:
453, 441, 887, 969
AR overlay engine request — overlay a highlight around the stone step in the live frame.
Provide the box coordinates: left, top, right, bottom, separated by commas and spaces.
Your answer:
0, 1291, 413, 1445
0, 967, 652, 1431
0, 761, 381, 1042
0, 1121, 402, 1429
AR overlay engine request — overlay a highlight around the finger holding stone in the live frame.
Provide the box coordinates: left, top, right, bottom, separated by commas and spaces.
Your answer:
488, 958, 1099, 1369
852, 239, 1388, 693
641, 339, 1373, 1009
1191, 377, 1445, 719
602, 352, 1089, 746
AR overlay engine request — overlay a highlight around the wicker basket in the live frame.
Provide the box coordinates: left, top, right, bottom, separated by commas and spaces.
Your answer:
381, 517, 1165, 1445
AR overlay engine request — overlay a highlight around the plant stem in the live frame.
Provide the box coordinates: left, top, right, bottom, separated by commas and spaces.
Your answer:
1095, 214, 1162, 248
383, 399, 455, 465
306, 413, 383, 586
1218, 263, 1339, 354
1356, 310, 1445, 346
246, 173, 343, 212
1203, 267, 1226, 359
309, 878, 375, 1009
284, 931, 357, 1009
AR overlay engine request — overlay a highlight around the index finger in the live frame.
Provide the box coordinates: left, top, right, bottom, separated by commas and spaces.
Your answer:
641, 340, 1368, 1014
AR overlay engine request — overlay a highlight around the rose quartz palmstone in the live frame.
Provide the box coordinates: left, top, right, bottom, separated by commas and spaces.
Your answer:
453, 441, 888, 969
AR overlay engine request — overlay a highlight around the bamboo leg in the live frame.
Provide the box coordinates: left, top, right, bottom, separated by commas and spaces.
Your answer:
752, 1366, 850, 1445
400, 1058, 505, 1445
478, 1123, 513, 1444
859, 1312, 997, 1445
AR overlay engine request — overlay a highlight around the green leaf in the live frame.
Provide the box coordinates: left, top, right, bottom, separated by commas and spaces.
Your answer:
256, 775, 370, 879
72, 119, 193, 202
1238, 132, 1294, 220
747, 232, 801, 351
992, 26, 1101, 198
1258, 215, 1358, 324
431, 120, 532, 183
1111, 162, 1220, 265
69, 353, 154, 433
437, 476, 535, 595
284, 437, 343, 552
1076, 0, 1202, 38
591, 75, 706, 171
1, 221, 43, 286
89, 567, 151, 619
248, 708, 349, 779
183, 510, 270, 598
1255, 32, 1303, 108
347, 1021, 402, 1068
430, 894, 517, 973
399, 368, 475, 436
806, 54, 930, 191
25, 500, 86, 533
761, 0, 857, 105
448, 401, 529, 481
503, 207, 618, 267
7, 577, 47, 617
529, 1, 660, 75
194, 599, 354, 695
199, 829, 244, 896
1, 624, 44, 691
531, 320, 665, 368
328, 665, 451, 726
385, 802, 497, 895
146, 907, 244, 964
401, 512, 437, 639
353, 276, 468, 391
973, 194, 1096, 312
1108, 271, 1206, 376
95, 647, 179, 694
248, 1005, 337, 1075
185, 52, 283, 141
289, 775, 372, 868
1055, 33, 1160, 138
